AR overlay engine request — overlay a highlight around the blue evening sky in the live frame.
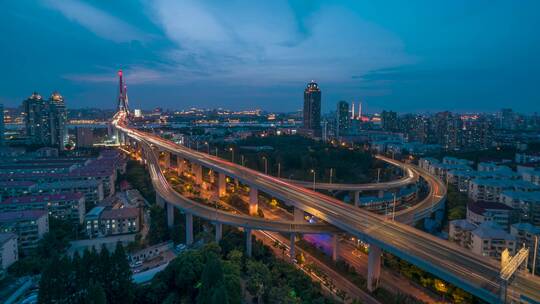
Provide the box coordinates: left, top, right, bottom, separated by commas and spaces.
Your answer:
1, 0, 539, 113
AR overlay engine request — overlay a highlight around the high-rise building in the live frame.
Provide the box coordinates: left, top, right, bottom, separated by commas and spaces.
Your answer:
430, 111, 462, 150
303, 81, 322, 137
500, 108, 515, 130
22, 92, 67, 150
76, 127, 94, 148
23, 92, 50, 146
336, 100, 350, 137
0, 104, 4, 146
381, 110, 399, 132
49, 92, 68, 150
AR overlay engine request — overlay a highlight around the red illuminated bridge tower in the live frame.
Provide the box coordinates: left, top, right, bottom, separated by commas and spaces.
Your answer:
117, 69, 130, 114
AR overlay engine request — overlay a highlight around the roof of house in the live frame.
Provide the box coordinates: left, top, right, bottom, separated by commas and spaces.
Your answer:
1, 192, 84, 205
472, 221, 515, 240
467, 201, 513, 215
0, 232, 17, 245
449, 219, 477, 231
101, 207, 139, 220
0, 210, 48, 222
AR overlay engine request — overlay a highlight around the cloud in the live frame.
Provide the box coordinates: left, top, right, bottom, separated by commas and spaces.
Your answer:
43, 0, 149, 43
144, 0, 414, 86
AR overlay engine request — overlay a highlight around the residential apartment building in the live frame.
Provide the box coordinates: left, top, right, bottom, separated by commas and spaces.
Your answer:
85, 206, 140, 237
36, 180, 104, 207
0, 192, 86, 224
0, 233, 18, 270
0, 210, 49, 250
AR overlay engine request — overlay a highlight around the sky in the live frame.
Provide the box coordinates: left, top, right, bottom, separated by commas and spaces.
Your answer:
1, 0, 539, 113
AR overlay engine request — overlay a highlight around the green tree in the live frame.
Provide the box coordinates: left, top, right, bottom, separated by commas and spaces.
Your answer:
148, 205, 170, 245
108, 243, 135, 304
246, 260, 271, 303
86, 280, 107, 304
197, 254, 227, 304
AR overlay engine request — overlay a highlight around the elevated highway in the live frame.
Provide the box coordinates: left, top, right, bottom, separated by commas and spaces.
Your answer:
285, 155, 418, 192
112, 111, 540, 303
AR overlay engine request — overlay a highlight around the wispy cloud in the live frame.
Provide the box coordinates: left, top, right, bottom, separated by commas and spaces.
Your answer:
42, 0, 149, 43
142, 0, 414, 86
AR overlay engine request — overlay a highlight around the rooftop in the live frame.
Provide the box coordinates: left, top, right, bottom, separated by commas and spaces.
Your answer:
450, 219, 477, 231
472, 221, 515, 240
467, 201, 513, 215
1, 192, 84, 205
511, 222, 540, 235
0, 232, 17, 245
0, 210, 48, 222
101, 207, 139, 220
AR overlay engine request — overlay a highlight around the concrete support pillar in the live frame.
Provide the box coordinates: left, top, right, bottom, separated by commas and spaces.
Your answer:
354, 191, 360, 207
186, 213, 193, 246
367, 244, 382, 292
332, 234, 339, 262
249, 187, 258, 216
177, 157, 185, 174
218, 172, 227, 197
290, 233, 296, 261
214, 222, 223, 243
245, 228, 252, 257
163, 151, 170, 168
156, 193, 165, 207
193, 163, 203, 184
167, 203, 174, 228
294, 207, 304, 222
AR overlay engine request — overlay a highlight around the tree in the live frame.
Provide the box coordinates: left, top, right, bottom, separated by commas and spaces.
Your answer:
86, 280, 107, 304
148, 205, 170, 245
197, 254, 227, 304
246, 260, 271, 304
108, 243, 135, 304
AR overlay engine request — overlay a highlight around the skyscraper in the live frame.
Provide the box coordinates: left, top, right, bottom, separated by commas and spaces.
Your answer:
336, 100, 350, 137
303, 80, 322, 137
381, 110, 399, 132
23, 91, 67, 150
23, 92, 50, 146
49, 92, 68, 150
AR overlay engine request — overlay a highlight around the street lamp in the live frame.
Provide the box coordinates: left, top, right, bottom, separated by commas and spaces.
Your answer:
377, 168, 381, 183
205, 142, 210, 154
310, 169, 316, 190
262, 156, 268, 175
229, 147, 234, 163
329, 168, 334, 184
277, 162, 281, 178
215, 147, 218, 157
392, 192, 397, 221
241, 155, 245, 166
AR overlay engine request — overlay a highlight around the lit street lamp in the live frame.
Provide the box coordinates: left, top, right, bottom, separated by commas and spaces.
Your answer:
229, 147, 234, 163
310, 169, 316, 190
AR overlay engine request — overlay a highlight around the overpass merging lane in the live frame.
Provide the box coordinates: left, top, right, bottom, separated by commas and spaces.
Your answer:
113, 112, 540, 303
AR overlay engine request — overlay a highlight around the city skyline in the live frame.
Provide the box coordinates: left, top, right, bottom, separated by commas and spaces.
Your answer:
2, 1, 540, 113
